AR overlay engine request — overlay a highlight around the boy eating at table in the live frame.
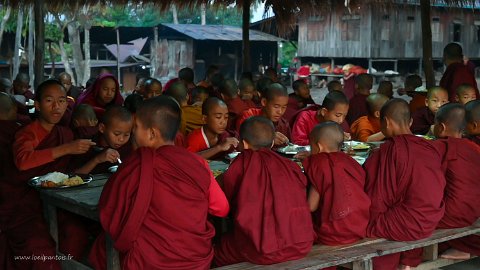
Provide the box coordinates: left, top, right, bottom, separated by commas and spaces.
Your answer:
465, 100, 480, 145
72, 105, 133, 175
364, 98, 445, 270
411, 87, 449, 135
186, 97, 239, 160
303, 122, 370, 250
4, 80, 97, 268
71, 103, 98, 139
236, 83, 291, 147
455, 84, 477, 105
291, 91, 351, 146
90, 96, 229, 270
215, 116, 313, 266
351, 94, 389, 142
429, 103, 480, 260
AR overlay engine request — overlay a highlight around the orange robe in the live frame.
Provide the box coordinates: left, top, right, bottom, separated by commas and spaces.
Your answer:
350, 116, 381, 142
214, 149, 314, 266
303, 152, 370, 245
182, 105, 204, 135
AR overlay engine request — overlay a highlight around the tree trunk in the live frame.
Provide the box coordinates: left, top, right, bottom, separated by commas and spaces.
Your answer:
67, 21, 85, 86
172, 5, 179, 24
28, 5, 35, 87
54, 14, 76, 85
80, 5, 91, 87
201, 3, 206, 25
151, 26, 159, 78
34, 0, 45, 89
49, 41, 55, 77
242, 0, 251, 72
12, 7, 24, 80
0, 6, 12, 49
420, 0, 435, 88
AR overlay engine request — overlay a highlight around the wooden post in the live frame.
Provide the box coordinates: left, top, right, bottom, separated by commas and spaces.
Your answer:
116, 27, 121, 85
420, 0, 435, 88
242, 0, 251, 72
34, 0, 44, 89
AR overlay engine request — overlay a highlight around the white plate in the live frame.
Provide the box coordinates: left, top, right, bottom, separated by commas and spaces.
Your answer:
277, 144, 311, 155
29, 174, 93, 188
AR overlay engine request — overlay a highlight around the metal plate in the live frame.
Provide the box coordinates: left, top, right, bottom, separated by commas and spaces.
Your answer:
277, 144, 311, 155
29, 174, 93, 189
108, 165, 118, 173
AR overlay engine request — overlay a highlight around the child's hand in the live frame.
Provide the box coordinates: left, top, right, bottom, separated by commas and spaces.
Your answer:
95, 149, 120, 164
67, 139, 96, 154
344, 132, 352, 141
218, 137, 239, 151
274, 132, 289, 146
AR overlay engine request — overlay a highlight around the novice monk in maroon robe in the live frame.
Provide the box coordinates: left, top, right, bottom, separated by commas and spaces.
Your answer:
465, 100, 480, 145
411, 87, 449, 135
303, 122, 370, 249
440, 43, 479, 102
71, 105, 133, 175
292, 91, 351, 146
364, 99, 446, 270
455, 84, 477, 105
3, 80, 96, 269
236, 83, 291, 147
284, 79, 316, 123
89, 96, 229, 270
430, 103, 480, 260
186, 98, 239, 160
76, 73, 124, 119
346, 73, 373, 125
215, 117, 314, 266
71, 103, 99, 139
220, 79, 255, 131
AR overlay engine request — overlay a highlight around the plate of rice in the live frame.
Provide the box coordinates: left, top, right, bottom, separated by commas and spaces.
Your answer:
29, 172, 93, 188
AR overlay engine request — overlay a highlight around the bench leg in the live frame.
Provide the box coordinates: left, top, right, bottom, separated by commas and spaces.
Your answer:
44, 203, 59, 253
353, 259, 373, 270
423, 244, 438, 261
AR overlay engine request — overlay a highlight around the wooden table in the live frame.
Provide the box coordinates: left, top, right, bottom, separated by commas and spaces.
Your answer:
38, 173, 120, 270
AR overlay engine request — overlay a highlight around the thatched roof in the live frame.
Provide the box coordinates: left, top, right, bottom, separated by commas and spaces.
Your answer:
0, 0, 478, 35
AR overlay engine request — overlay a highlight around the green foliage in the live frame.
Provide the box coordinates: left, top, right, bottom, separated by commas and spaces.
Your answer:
279, 41, 297, 68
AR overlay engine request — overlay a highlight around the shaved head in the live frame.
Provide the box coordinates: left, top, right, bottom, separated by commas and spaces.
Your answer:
101, 105, 133, 126
220, 79, 238, 99
0, 92, 17, 120
136, 96, 181, 142
0, 78, 12, 93
202, 97, 227, 115
240, 116, 275, 150
443, 42, 463, 61
377, 81, 393, 98
405, 74, 422, 91
322, 90, 349, 110
366, 94, 389, 115
309, 121, 344, 151
165, 81, 188, 104
72, 104, 97, 122
264, 83, 288, 101
435, 103, 466, 133
327, 80, 342, 92
456, 84, 475, 96
380, 98, 411, 127
427, 87, 448, 99
465, 100, 480, 123
355, 73, 373, 91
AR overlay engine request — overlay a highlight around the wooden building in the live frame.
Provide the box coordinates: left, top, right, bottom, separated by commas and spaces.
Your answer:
297, 2, 480, 73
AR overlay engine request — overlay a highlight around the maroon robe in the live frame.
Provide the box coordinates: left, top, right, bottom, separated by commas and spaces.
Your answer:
290, 105, 351, 135
411, 107, 435, 135
69, 133, 133, 174
433, 138, 480, 256
346, 93, 368, 125
284, 93, 316, 124
303, 152, 370, 245
0, 125, 78, 270
225, 97, 255, 131
73, 126, 99, 140
364, 135, 445, 270
343, 73, 356, 100
90, 146, 224, 270
466, 135, 480, 146
215, 149, 314, 266
440, 62, 480, 102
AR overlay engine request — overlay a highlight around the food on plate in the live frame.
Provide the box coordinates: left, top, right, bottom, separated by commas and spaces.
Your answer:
351, 143, 370, 150
212, 170, 223, 178
39, 172, 69, 183
63, 176, 84, 186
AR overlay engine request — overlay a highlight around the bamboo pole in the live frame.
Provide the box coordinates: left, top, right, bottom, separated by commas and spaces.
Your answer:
420, 0, 435, 88
242, 0, 251, 72
34, 0, 45, 89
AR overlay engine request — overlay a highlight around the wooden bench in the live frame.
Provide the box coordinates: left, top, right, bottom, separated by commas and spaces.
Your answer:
214, 221, 480, 270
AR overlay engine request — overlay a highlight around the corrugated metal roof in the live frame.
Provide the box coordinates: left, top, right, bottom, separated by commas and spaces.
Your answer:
161, 23, 283, 42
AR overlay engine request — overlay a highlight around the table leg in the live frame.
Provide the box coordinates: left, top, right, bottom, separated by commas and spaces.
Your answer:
353, 259, 373, 270
106, 234, 121, 270
44, 203, 59, 252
